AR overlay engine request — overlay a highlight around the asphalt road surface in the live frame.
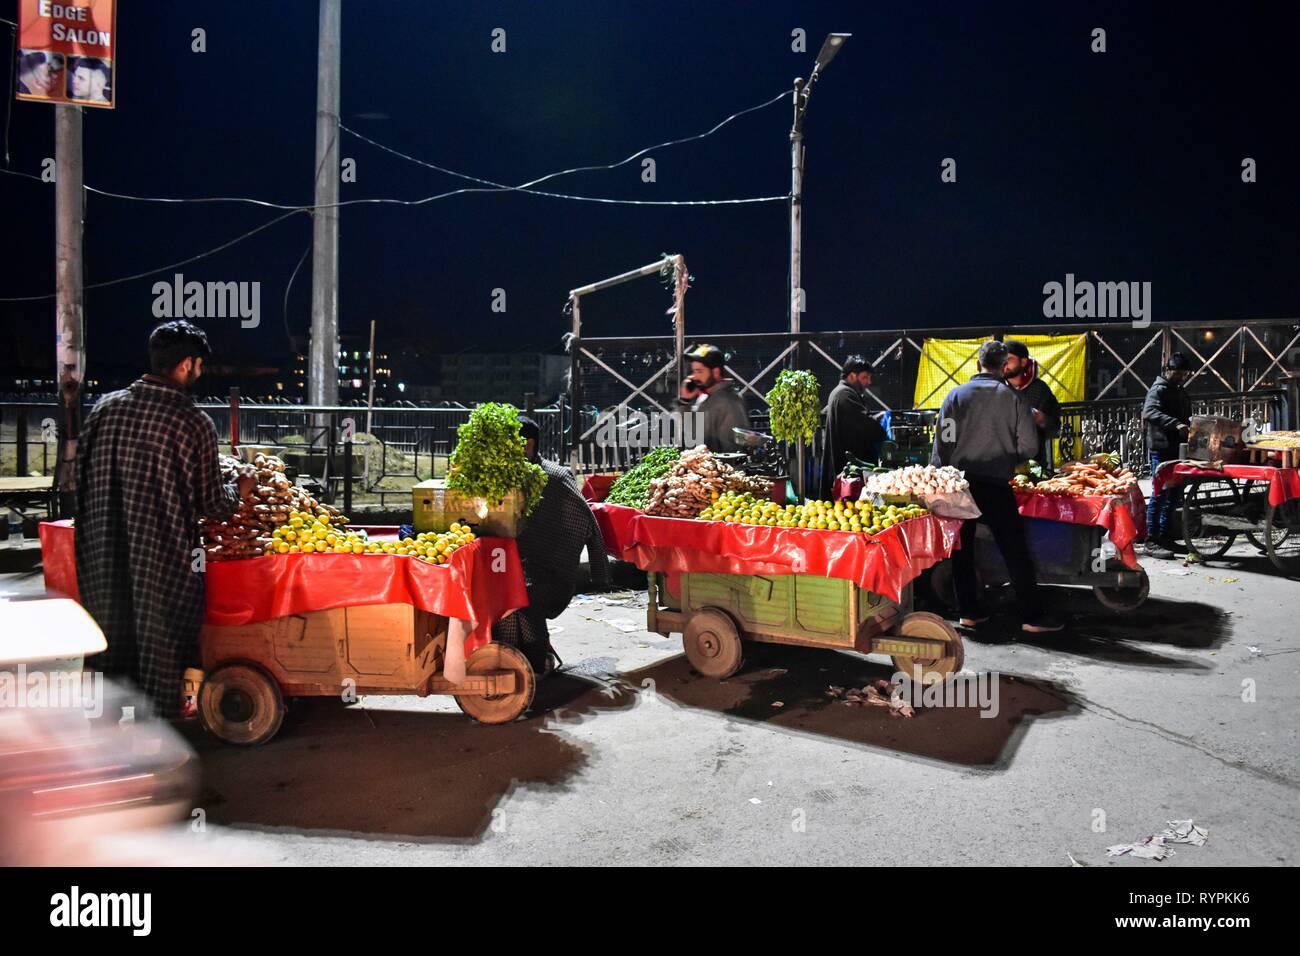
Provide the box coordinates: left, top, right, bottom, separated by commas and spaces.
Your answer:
6, 534, 1293, 867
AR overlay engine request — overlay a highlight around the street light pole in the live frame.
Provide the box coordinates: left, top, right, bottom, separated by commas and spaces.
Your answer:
789, 77, 805, 341
789, 78, 806, 498
787, 32, 849, 501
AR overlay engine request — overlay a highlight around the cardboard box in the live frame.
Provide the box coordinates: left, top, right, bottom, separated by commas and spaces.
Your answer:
411, 479, 524, 537
1188, 416, 1246, 464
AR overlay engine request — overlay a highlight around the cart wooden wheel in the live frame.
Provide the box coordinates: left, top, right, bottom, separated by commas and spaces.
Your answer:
1092, 565, 1150, 612
455, 643, 536, 724
198, 662, 286, 746
1264, 501, 1300, 576
1181, 478, 1240, 560
891, 611, 964, 685
683, 608, 744, 678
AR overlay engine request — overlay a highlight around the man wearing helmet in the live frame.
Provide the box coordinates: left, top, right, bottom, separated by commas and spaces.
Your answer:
680, 344, 748, 453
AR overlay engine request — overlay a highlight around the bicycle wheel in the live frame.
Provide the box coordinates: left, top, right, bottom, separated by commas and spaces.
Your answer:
1264, 500, 1300, 576
1181, 478, 1240, 560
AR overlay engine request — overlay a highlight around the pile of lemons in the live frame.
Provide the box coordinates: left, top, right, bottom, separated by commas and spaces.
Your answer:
268, 513, 475, 563
696, 492, 926, 534
399, 524, 477, 564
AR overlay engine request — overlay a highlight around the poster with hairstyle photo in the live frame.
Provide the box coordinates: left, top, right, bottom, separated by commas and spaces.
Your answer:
66, 56, 113, 106
15, 50, 66, 102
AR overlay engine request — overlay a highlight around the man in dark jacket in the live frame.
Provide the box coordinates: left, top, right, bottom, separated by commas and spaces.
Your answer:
820, 355, 888, 497
493, 416, 611, 675
679, 344, 748, 453
1141, 352, 1193, 557
1002, 340, 1062, 469
932, 340, 1062, 633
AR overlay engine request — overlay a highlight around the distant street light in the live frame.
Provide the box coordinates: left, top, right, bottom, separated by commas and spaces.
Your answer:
814, 32, 850, 73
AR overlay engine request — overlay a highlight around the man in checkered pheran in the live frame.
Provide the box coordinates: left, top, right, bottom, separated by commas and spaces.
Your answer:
75, 321, 256, 717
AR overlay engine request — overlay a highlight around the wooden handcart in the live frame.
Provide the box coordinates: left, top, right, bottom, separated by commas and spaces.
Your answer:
197, 606, 535, 745
647, 571, 964, 684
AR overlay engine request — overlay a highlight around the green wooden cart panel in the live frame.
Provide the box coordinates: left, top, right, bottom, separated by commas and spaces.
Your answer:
685, 573, 791, 629
792, 575, 850, 635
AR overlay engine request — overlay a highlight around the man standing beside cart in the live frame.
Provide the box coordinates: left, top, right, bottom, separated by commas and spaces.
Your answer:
931, 340, 1063, 633
679, 344, 748, 453
1141, 352, 1193, 559
75, 321, 256, 718
1002, 340, 1061, 469
493, 416, 612, 677
820, 355, 889, 498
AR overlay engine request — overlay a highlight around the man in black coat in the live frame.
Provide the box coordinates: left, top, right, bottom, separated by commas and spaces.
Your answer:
931, 340, 1063, 633
493, 416, 611, 676
820, 355, 888, 498
1002, 340, 1062, 469
1141, 352, 1193, 557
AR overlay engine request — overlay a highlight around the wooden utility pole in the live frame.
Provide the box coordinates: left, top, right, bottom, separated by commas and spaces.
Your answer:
54, 105, 85, 516
308, 0, 341, 412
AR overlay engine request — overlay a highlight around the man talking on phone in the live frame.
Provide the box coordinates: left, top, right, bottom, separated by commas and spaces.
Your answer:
679, 344, 748, 453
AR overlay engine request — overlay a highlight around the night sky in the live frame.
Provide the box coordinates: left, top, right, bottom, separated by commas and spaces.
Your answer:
2, 0, 1298, 378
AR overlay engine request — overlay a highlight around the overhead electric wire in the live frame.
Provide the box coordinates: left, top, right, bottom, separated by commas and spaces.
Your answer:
0, 209, 307, 302
0, 88, 791, 301
337, 87, 792, 201
1, 89, 791, 211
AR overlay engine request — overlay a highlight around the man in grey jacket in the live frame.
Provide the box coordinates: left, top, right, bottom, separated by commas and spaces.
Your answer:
679, 344, 748, 453
932, 340, 1063, 633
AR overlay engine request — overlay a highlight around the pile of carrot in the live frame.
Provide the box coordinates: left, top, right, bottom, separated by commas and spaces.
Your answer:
1014, 458, 1137, 498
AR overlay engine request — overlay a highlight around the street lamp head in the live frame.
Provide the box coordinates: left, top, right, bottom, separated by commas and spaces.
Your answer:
813, 32, 851, 75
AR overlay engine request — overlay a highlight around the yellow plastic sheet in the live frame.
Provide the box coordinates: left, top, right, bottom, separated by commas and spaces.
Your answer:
912, 334, 1086, 410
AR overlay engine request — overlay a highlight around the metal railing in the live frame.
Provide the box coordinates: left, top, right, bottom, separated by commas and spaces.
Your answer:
568, 319, 1299, 471
1056, 389, 1287, 476
0, 399, 569, 511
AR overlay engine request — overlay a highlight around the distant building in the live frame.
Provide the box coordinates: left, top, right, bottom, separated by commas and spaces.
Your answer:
403, 352, 567, 407
280, 334, 392, 401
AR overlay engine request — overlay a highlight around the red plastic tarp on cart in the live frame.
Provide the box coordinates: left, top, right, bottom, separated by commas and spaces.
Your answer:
589, 501, 641, 561
37, 520, 528, 655
1152, 462, 1300, 507
1013, 484, 1147, 569
581, 474, 618, 503
624, 512, 962, 603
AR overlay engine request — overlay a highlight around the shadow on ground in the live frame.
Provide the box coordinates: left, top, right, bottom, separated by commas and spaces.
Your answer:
181, 673, 642, 843
918, 579, 1234, 668
617, 644, 1078, 770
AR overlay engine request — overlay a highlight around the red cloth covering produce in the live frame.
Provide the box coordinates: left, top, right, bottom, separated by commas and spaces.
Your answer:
624, 512, 961, 603
1013, 484, 1147, 569
1152, 462, 1300, 507
38, 520, 527, 655
589, 501, 642, 561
